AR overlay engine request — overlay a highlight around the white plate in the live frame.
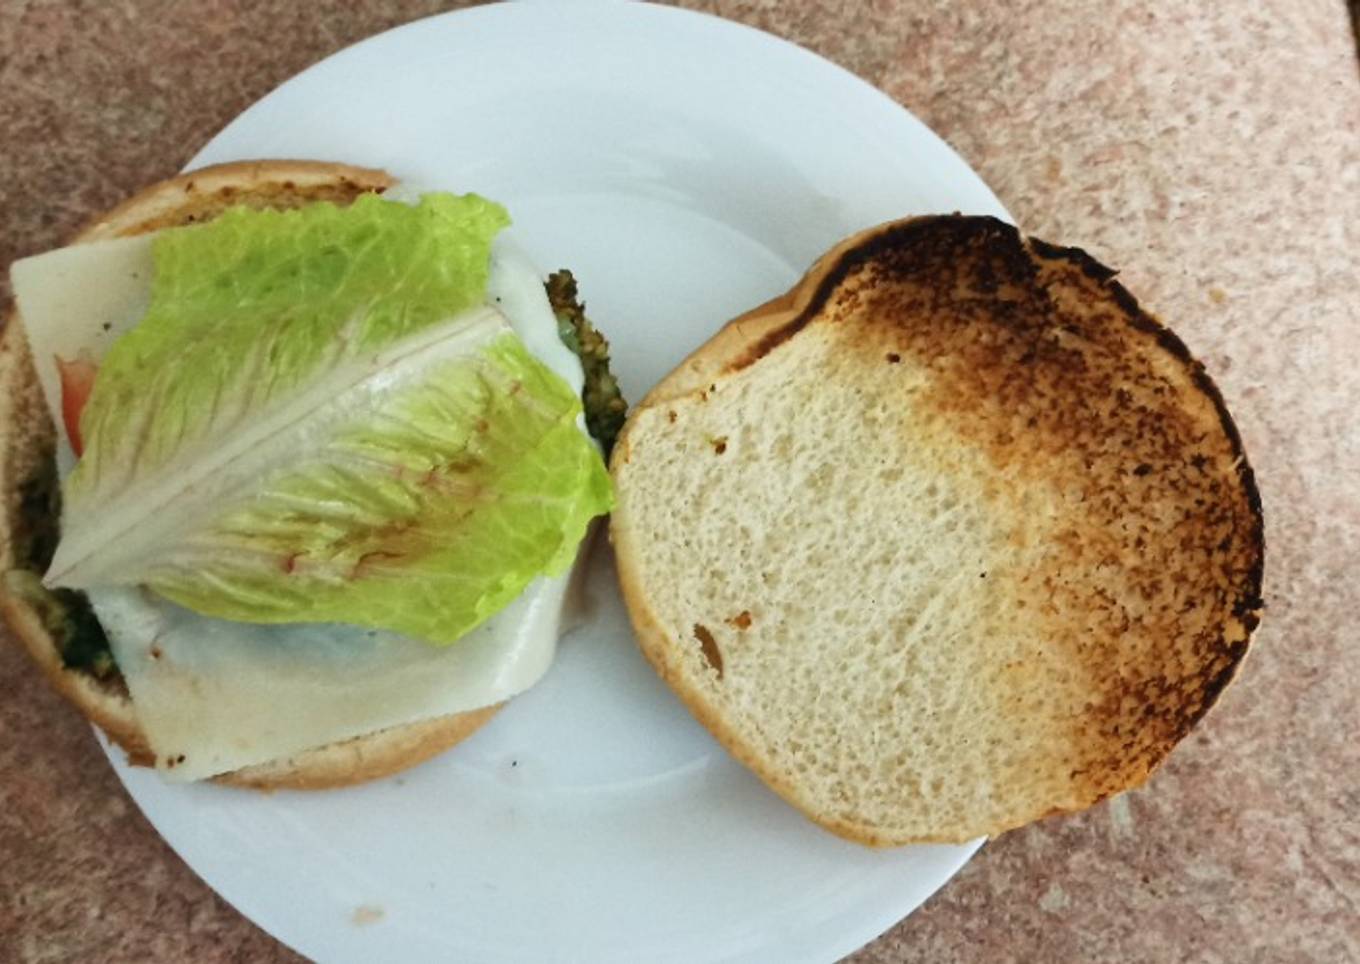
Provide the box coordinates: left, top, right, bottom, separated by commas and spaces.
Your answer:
103, 4, 1009, 962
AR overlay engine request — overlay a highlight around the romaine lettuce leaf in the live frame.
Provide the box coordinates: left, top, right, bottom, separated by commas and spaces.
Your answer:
72, 192, 509, 500
45, 194, 611, 644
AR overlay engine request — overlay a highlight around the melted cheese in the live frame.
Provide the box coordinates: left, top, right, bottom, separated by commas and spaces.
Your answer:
11, 226, 586, 781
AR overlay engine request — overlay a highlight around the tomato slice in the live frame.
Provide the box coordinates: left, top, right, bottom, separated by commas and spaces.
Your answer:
56, 355, 98, 457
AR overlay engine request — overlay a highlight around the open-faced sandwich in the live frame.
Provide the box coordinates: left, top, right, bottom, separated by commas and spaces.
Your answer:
1, 160, 624, 789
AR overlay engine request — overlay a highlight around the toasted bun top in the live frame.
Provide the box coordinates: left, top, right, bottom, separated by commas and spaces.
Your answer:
610, 215, 1263, 845
1, 160, 504, 789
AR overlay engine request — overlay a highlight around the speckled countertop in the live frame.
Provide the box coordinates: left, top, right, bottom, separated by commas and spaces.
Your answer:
2, 2, 1357, 962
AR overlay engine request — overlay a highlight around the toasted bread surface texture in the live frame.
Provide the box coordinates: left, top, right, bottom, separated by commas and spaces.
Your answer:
610, 215, 1263, 845
0, 159, 504, 789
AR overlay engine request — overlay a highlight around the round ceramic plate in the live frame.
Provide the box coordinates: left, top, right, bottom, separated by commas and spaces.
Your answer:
103, 4, 1009, 962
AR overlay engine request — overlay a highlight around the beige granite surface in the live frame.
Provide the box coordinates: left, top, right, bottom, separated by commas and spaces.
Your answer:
1, 1, 1357, 961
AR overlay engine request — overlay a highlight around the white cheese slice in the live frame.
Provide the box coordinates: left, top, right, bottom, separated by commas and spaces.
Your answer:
11, 225, 587, 782
11, 234, 155, 476
488, 238, 584, 397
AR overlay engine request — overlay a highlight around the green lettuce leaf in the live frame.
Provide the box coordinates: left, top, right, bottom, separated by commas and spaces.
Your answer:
73, 192, 510, 498
46, 194, 612, 644
141, 331, 610, 642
